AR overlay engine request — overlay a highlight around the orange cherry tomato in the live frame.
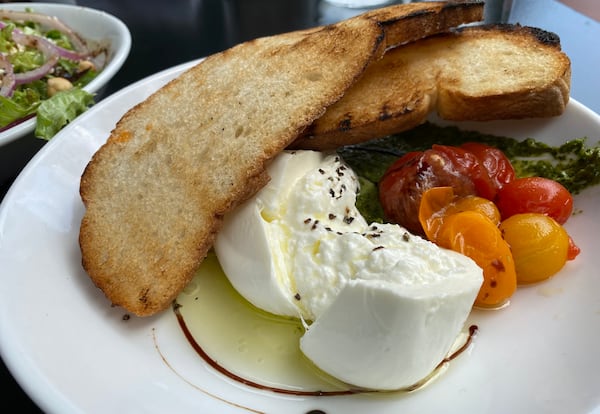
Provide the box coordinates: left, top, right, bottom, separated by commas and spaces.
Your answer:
437, 210, 517, 308
419, 187, 501, 241
499, 213, 569, 284
418, 186, 456, 241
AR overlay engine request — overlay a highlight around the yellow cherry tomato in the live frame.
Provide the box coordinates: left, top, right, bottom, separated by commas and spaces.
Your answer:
449, 195, 501, 226
499, 213, 569, 284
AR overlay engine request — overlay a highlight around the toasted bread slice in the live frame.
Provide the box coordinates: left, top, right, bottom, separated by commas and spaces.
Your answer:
291, 24, 571, 150
78, 1, 484, 317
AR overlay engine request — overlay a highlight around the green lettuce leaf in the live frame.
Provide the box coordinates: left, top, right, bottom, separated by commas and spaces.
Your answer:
0, 94, 40, 128
34, 88, 95, 140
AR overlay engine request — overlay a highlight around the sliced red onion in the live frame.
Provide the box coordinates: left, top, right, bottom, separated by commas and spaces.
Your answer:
0, 10, 88, 55
0, 53, 16, 97
0, 10, 108, 94
0, 21, 89, 61
13, 54, 59, 85
10, 30, 60, 84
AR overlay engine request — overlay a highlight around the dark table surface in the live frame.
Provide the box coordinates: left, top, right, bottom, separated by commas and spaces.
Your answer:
2, 0, 597, 411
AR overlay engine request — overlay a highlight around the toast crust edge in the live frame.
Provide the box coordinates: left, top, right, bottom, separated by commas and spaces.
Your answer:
291, 24, 571, 151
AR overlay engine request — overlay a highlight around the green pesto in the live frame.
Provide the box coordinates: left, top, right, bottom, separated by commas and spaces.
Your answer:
338, 122, 600, 223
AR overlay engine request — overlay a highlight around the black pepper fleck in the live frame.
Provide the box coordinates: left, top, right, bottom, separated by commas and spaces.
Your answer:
491, 259, 505, 272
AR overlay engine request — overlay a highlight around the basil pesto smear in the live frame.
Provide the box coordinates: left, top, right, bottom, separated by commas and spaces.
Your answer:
339, 122, 600, 224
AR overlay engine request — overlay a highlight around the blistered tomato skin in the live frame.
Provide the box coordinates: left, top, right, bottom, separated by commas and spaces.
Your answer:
379, 151, 426, 235
431, 144, 495, 200
460, 142, 516, 197
495, 177, 574, 224
380, 149, 478, 235
499, 213, 569, 284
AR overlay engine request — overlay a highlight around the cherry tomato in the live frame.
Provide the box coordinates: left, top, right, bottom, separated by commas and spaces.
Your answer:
460, 142, 516, 198
418, 186, 456, 241
419, 187, 500, 242
418, 188, 516, 307
436, 210, 517, 308
499, 213, 569, 284
380, 149, 478, 235
431, 144, 496, 200
567, 236, 581, 260
379, 151, 425, 235
495, 177, 574, 224
449, 195, 501, 226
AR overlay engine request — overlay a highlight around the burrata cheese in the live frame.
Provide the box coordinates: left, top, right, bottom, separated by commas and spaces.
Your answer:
214, 150, 483, 390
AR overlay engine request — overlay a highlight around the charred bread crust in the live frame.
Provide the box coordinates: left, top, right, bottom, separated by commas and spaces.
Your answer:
291, 23, 571, 151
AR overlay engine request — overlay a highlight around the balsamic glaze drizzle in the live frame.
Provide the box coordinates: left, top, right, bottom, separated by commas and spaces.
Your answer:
173, 301, 478, 397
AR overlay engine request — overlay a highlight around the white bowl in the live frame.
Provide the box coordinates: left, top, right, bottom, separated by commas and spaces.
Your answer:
0, 2, 131, 146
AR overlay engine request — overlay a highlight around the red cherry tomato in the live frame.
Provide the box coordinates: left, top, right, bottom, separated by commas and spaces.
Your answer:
379, 151, 425, 235
460, 142, 516, 198
495, 176, 574, 224
379, 149, 477, 235
567, 236, 581, 260
431, 144, 496, 200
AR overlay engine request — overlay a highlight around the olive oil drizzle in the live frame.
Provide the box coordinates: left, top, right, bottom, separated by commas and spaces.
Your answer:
172, 300, 478, 397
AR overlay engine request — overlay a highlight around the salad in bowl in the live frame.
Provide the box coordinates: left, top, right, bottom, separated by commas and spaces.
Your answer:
0, 3, 131, 144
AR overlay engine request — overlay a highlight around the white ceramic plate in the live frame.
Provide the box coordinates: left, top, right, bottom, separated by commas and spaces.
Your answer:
0, 2, 131, 146
0, 60, 599, 414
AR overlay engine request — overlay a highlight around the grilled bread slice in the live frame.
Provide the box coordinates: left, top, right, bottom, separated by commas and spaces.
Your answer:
291, 24, 571, 150
79, 1, 484, 317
